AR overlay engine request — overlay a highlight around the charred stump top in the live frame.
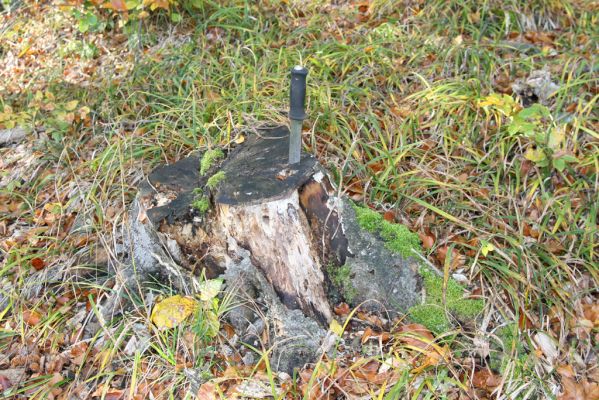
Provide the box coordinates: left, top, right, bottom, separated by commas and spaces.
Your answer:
216, 126, 317, 205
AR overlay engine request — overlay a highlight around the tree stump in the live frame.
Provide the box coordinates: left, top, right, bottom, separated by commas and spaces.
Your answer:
108, 126, 424, 373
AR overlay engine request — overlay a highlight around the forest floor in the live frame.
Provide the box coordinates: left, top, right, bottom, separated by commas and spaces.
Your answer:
0, 1, 597, 399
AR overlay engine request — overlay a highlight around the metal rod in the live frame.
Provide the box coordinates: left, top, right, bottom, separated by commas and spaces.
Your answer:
289, 65, 308, 165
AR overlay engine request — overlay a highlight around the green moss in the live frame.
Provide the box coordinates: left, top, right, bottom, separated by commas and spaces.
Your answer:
206, 171, 226, 190
379, 223, 422, 258
327, 264, 357, 303
420, 268, 465, 305
409, 304, 451, 334
408, 268, 484, 334
451, 298, 485, 319
354, 205, 384, 232
191, 195, 210, 214
200, 149, 224, 176
352, 204, 421, 258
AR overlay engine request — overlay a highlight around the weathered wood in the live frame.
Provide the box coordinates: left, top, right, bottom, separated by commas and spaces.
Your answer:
103, 126, 424, 372
212, 127, 333, 324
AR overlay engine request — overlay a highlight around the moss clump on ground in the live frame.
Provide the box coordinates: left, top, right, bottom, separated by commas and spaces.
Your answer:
409, 268, 484, 335
206, 171, 226, 190
409, 304, 452, 334
327, 264, 357, 303
353, 204, 421, 258
200, 149, 224, 176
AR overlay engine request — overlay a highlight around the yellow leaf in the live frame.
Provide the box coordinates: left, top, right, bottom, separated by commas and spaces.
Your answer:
151, 295, 197, 329
481, 241, 495, 256
64, 100, 79, 111
43, 202, 63, 214
548, 127, 565, 150
525, 147, 546, 163
329, 319, 344, 336
234, 135, 245, 144
198, 279, 223, 302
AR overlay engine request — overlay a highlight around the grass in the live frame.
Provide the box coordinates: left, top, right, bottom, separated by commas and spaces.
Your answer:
0, 0, 597, 398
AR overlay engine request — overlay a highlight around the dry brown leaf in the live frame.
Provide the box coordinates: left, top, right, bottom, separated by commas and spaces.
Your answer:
557, 364, 576, 379
395, 323, 435, 351
559, 378, 599, 400
22, 310, 42, 326
334, 302, 350, 316
361, 327, 374, 344
471, 369, 501, 391
30, 257, 45, 271
418, 232, 435, 249
435, 245, 465, 269
196, 382, 218, 400
413, 345, 449, 373
583, 303, 599, 327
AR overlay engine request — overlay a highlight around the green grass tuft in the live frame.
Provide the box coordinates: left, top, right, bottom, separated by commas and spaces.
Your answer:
200, 149, 224, 176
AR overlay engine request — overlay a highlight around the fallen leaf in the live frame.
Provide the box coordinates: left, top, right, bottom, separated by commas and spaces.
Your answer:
361, 327, 374, 344
383, 211, 396, 222
583, 303, 599, 327
23, 310, 42, 326
556, 364, 576, 379
234, 135, 245, 144
334, 302, 350, 316
151, 295, 197, 330
395, 323, 435, 351
413, 345, 449, 373
198, 279, 223, 302
329, 319, 344, 336
197, 382, 218, 400
30, 257, 45, 270
418, 232, 435, 249
102, 0, 127, 12
534, 331, 558, 364
435, 245, 465, 269
471, 369, 501, 391
0, 375, 12, 390
64, 100, 78, 111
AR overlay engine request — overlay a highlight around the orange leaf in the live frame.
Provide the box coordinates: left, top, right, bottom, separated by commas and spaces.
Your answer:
103, 0, 127, 11
418, 233, 435, 249
435, 245, 464, 269
334, 302, 350, 316
395, 323, 435, 351
30, 257, 46, 270
197, 382, 218, 400
383, 211, 396, 222
153, 0, 170, 10
105, 390, 124, 400
23, 309, 42, 326
471, 369, 501, 390
361, 327, 374, 344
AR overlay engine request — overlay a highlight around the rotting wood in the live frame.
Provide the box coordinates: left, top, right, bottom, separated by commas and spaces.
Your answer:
100, 125, 424, 372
